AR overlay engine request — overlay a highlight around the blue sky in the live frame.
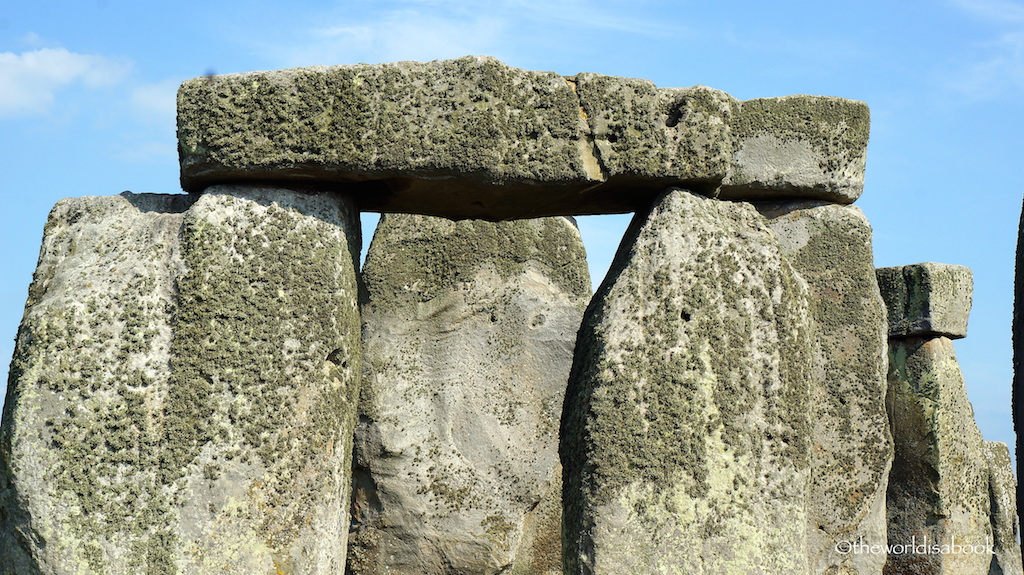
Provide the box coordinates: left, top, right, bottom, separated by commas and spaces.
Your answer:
1, 0, 1022, 462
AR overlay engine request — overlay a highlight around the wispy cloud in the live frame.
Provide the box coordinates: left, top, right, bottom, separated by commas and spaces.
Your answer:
950, 0, 1024, 23
0, 47, 132, 118
265, 0, 676, 68
296, 11, 507, 65
944, 0, 1024, 101
499, 0, 674, 37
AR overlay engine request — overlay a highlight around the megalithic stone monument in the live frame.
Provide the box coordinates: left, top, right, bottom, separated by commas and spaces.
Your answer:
985, 441, 1024, 575
878, 263, 1022, 575
176, 56, 870, 219
349, 214, 590, 575
1, 186, 362, 574
1013, 194, 1024, 569
561, 188, 816, 573
4, 55, 1013, 575
756, 201, 891, 575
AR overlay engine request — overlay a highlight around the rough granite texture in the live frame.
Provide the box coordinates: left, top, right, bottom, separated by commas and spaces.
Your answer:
755, 201, 891, 575
561, 188, 816, 574
350, 213, 590, 574
884, 337, 993, 575
178, 56, 869, 218
876, 263, 973, 339
0, 185, 362, 574
721, 96, 870, 203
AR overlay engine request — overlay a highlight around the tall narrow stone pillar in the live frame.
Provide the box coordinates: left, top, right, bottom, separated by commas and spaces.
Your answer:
562, 188, 816, 574
756, 201, 891, 575
1012, 195, 1024, 567
1, 185, 362, 574
350, 214, 590, 575
879, 263, 1020, 575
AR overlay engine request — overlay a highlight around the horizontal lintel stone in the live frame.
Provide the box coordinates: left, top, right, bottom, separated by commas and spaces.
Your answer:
876, 262, 973, 339
177, 56, 870, 219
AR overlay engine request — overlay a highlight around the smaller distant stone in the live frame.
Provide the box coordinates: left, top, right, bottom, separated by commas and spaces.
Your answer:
885, 336, 992, 575
876, 262, 973, 339
984, 441, 1024, 575
720, 95, 870, 204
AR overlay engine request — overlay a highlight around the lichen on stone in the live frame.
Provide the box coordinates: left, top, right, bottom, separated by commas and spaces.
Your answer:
562, 188, 815, 573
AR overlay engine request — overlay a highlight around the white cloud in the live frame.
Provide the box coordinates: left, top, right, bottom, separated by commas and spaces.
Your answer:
269, 0, 674, 68
501, 0, 673, 37
950, 0, 1024, 24
943, 0, 1024, 101
0, 48, 132, 118
290, 11, 507, 66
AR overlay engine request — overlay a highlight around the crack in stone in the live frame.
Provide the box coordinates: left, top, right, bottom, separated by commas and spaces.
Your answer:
564, 77, 609, 183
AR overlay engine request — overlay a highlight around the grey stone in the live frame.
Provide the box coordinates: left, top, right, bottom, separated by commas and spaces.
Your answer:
0, 185, 361, 574
755, 201, 891, 575
561, 188, 816, 574
350, 213, 590, 574
571, 74, 736, 185
885, 337, 993, 575
983, 441, 1024, 575
721, 96, 870, 203
876, 262, 973, 339
178, 56, 868, 218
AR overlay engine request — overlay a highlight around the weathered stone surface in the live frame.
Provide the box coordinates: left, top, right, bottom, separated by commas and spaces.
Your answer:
0, 185, 361, 574
571, 75, 736, 185
755, 201, 891, 575
1014, 195, 1024, 564
876, 262, 973, 339
350, 213, 590, 574
885, 337, 993, 575
561, 188, 816, 574
178, 56, 868, 218
983, 441, 1024, 575
721, 96, 870, 203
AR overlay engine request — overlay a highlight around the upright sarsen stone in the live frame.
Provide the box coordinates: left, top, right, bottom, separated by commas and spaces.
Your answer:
1014, 195, 1024, 566
880, 262, 1021, 575
884, 337, 992, 575
1, 193, 192, 575
169, 187, 361, 573
562, 189, 815, 574
351, 214, 590, 575
0, 186, 362, 574
983, 441, 1023, 575
756, 201, 891, 575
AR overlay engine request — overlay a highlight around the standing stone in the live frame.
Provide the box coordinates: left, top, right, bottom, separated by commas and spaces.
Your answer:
0, 185, 362, 574
879, 262, 1017, 575
756, 201, 891, 575
884, 336, 993, 575
562, 188, 815, 574
1014, 195, 1024, 566
350, 214, 590, 574
983, 441, 1024, 575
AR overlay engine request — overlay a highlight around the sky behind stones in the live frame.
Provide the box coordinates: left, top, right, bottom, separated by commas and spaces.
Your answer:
1, 0, 1022, 464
